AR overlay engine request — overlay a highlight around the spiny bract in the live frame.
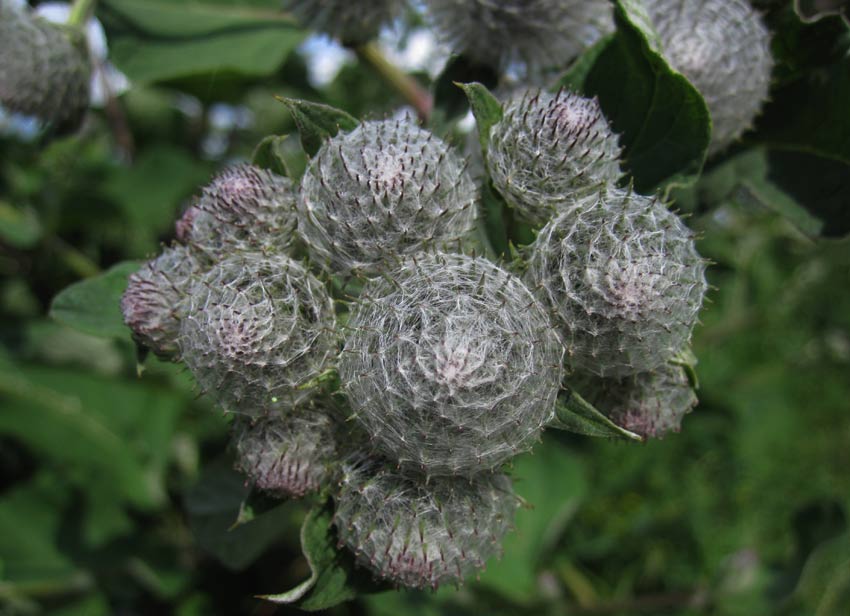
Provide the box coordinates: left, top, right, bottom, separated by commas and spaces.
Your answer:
339, 252, 564, 477
121, 244, 207, 361
283, 0, 404, 44
176, 163, 298, 256
572, 363, 698, 438
297, 119, 477, 275
487, 90, 623, 226
422, 0, 613, 71
333, 457, 518, 589
0, 0, 91, 131
642, 0, 773, 154
179, 253, 337, 415
232, 406, 339, 498
527, 188, 707, 378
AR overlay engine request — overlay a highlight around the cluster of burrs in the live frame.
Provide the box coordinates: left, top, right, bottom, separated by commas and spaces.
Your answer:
120, 0, 778, 589
287, 0, 773, 154
284, 0, 613, 73
486, 87, 707, 439
0, 0, 91, 132
121, 119, 535, 589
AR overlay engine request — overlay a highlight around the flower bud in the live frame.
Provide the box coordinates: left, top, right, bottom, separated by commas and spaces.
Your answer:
487, 90, 623, 225
180, 253, 337, 415
176, 163, 297, 256
283, 0, 404, 44
572, 363, 698, 438
232, 405, 339, 498
527, 187, 707, 377
642, 0, 773, 154
333, 457, 518, 589
0, 0, 91, 131
340, 252, 564, 476
297, 118, 477, 275
120, 245, 205, 360
422, 0, 613, 71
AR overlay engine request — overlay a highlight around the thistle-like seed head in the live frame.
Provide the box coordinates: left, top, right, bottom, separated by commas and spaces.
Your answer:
179, 253, 337, 415
527, 187, 707, 377
422, 0, 613, 71
232, 405, 339, 498
333, 457, 518, 589
120, 244, 206, 361
297, 118, 478, 275
642, 0, 773, 154
572, 363, 698, 438
339, 252, 564, 476
283, 0, 404, 44
487, 90, 623, 226
176, 163, 297, 256
0, 0, 91, 131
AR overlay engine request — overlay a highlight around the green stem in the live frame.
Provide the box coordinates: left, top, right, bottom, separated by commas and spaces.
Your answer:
354, 43, 433, 123
48, 237, 101, 279
68, 0, 97, 28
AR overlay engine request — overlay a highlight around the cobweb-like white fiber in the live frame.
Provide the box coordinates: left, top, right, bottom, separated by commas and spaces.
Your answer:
340, 252, 564, 476
334, 456, 518, 588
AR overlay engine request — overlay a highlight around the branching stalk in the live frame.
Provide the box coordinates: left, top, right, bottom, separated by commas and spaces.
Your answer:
68, 0, 97, 28
354, 42, 433, 123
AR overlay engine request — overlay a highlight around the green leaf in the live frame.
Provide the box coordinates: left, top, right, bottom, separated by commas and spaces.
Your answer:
103, 145, 210, 255
549, 389, 644, 442
792, 532, 850, 615
558, 0, 711, 192
477, 440, 586, 601
99, 0, 304, 84
672, 148, 827, 237
458, 82, 503, 155
756, 58, 850, 166
49, 261, 141, 339
765, 149, 848, 237
0, 365, 183, 509
749, 55, 850, 236
260, 501, 386, 610
0, 473, 77, 583
185, 460, 299, 571
277, 97, 359, 157
251, 135, 291, 177
0, 201, 42, 249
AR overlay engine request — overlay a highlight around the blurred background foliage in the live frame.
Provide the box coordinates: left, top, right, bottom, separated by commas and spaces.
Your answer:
1, 0, 849, 614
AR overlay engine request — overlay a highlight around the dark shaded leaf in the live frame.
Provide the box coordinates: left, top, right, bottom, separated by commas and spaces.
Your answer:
260, 501, 387, 610
558, 1, 711, 192
185, 460, 298, 571
433, 57, 498, 123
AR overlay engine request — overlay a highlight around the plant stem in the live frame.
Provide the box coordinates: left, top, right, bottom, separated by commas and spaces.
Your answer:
354, 43, 433, 123
48, 237, 101, 279
68, 0, 97, 28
